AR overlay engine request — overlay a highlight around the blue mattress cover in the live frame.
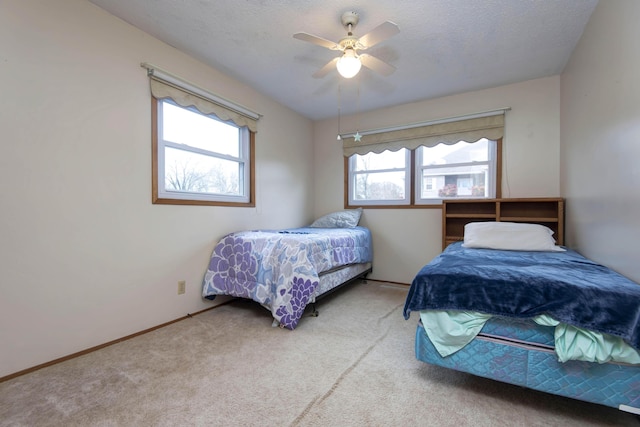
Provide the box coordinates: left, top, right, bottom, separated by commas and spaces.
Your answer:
404, 242, 640, 350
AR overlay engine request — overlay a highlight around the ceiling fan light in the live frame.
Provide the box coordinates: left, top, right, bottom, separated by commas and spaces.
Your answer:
336, 49, 361, 78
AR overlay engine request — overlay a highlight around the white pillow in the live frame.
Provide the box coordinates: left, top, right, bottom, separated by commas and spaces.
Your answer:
309, 208, 362, 228
462, 221, 565, 252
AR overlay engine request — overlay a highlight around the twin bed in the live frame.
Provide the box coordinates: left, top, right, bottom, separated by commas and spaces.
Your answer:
202, 209, 372, 329
404, 199, 640, 413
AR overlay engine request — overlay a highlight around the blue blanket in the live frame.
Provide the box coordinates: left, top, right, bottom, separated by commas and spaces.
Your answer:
403, 242, 640, 350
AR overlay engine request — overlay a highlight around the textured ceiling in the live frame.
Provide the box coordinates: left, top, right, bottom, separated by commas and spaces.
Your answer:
88, 0, 598, 121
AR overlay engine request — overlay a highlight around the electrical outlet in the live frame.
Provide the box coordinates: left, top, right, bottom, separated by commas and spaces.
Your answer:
177, 280, 186, 295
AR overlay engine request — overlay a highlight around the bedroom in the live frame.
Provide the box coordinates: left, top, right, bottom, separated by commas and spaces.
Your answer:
1, 0, 639, 424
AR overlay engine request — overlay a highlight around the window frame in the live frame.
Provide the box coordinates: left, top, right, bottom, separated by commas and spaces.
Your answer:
344, 138, 502, 209
151, 97, 255, 207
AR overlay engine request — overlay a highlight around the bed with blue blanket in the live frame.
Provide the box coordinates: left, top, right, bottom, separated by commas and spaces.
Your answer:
202, 226, 372, 329
404, 230, 640, 413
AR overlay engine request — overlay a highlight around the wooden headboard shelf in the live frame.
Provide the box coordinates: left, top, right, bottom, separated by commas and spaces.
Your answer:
442, 198, 564, 250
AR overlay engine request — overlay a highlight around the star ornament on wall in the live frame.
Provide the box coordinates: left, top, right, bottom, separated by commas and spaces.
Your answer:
354, 131, 362, 142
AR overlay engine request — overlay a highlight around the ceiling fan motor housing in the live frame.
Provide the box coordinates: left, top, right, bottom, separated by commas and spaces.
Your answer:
339, 36, 359, 50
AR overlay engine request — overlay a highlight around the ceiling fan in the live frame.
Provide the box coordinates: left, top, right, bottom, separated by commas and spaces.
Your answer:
294, 11, 400, 79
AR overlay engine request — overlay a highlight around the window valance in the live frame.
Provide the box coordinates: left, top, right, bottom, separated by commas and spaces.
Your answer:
142, 63, 259, 132
342, 112, 505, 157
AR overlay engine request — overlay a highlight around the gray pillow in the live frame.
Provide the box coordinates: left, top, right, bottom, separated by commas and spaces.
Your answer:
309, 208, 362, 228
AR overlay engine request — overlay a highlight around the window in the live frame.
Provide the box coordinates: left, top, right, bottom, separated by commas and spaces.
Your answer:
153, 99, 253, 205
342, 112, 505, 208
346, 139, 499, 207
425, 177, 434, 191
415, 138, 497, 204
348, 148, 411, 205
144, 64, 258, 206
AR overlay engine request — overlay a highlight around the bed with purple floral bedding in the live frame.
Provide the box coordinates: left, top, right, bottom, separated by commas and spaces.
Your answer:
202, 226, 373, 329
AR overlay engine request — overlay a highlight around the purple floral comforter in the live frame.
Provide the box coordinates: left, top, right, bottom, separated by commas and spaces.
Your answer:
202, 226, 373, 329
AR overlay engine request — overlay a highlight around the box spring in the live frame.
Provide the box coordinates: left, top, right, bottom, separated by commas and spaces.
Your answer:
415, 318, 640, 412
312, 262, 372, 301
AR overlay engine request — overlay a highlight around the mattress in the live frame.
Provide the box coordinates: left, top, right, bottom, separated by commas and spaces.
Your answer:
415, 320, 640, 412
404, 242, 640, 351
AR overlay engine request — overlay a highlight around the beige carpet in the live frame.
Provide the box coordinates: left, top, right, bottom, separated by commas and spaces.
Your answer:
0, 280, 636, 426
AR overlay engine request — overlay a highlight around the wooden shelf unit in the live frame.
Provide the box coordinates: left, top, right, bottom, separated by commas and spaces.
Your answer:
442, 198, 564, 249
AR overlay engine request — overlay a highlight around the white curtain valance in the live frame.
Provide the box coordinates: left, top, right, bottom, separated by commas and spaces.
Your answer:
143, 64, 259, 132
342, 114, 505, 157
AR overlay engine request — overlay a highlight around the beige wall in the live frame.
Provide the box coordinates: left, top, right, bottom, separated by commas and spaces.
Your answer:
560, 0, 640, 283
314, 76, 561, 283
0, 0, 314, 377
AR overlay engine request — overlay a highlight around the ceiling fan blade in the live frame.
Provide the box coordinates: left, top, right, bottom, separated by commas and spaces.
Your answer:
359, 54, 396, 76
293, 32, 340, 50
357, 21, 400, 49
312, 57, 339, 78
